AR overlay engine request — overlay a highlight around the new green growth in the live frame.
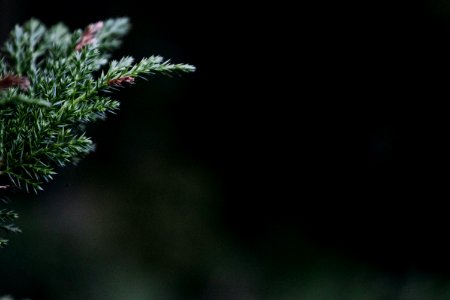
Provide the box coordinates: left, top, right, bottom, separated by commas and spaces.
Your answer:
0, 18, 194, 247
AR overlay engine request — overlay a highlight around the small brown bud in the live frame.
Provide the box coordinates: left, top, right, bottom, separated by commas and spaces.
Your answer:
108, 76, 135, 87
75, 21, 104, 51
0, 75, 30, 91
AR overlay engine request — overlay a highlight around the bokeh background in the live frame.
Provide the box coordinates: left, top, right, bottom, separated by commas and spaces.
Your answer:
3, 0, 450, 299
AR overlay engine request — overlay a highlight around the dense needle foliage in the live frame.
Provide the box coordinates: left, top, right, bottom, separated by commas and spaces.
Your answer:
0, 18, 194, 247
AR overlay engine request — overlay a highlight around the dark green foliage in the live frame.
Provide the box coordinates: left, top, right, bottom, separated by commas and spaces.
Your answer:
0, 209, 20, 248
0, 18, 194, 246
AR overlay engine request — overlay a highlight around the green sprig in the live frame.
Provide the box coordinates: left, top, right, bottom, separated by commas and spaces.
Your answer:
0, 17, 194, 247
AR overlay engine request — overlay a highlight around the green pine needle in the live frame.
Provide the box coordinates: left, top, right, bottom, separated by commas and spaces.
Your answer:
0, 17, 194, 247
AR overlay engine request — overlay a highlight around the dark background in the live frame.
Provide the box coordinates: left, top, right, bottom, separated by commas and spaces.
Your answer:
2, 0, 450, 299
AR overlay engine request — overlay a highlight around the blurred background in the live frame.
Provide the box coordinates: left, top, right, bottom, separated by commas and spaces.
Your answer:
2, 0, 450, 299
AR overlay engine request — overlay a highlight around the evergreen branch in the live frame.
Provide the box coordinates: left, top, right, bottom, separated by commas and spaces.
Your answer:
0, 208, 20, 247
2, 19, 46, 75
0, 209, 18, 223
0, 223, 21, 234
0, 17, 194, 248
96, 17, 131, 53
0, 94, 51, 107
100, 56, 195, 89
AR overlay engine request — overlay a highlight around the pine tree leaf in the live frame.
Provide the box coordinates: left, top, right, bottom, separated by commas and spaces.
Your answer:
0, 17, 194, 248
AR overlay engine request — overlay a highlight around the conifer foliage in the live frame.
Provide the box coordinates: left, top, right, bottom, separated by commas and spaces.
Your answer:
0, 18, 195, 247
